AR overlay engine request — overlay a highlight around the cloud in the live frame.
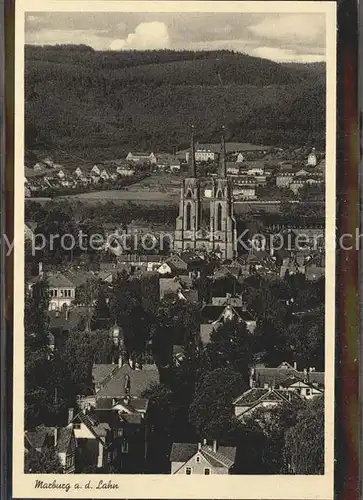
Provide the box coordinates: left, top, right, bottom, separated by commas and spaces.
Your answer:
248, 14, 325, 44
109, 22, 170, 50
252, 46, 325, 63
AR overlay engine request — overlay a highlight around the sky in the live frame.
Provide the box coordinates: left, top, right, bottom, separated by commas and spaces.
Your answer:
25, 12, 326, 63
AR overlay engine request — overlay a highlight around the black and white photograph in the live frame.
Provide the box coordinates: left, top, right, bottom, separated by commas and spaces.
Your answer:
13, 1, 336, 498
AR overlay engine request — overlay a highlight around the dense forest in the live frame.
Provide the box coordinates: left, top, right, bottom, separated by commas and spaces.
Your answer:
25, 46, 326, 161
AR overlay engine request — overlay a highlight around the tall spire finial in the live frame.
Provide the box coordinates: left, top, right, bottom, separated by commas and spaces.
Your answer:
190, 125, 196, 178
220, 125, 226, 177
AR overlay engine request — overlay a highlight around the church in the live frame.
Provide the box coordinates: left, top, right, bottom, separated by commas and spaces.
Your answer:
174, 130, 237, 260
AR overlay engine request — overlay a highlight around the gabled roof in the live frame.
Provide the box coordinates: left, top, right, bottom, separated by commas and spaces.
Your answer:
47, 272, 75, 289
95, 364, 159, 399
170, 443, 236, 469
201, 304, 254, 324
93, 364, 119, 388
25, 426, 74, 454
48, 306, 88, 331
201, 444, 236, 469
54, 427, 74, 454
233, 387, 301, 407
25, 427, 48, 450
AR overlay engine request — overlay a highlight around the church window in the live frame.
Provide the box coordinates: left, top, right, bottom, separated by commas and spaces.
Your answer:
186, 189, 192, 199
186, 203, 192, 230
217, 203, 222, 231
217, 189, 223, 199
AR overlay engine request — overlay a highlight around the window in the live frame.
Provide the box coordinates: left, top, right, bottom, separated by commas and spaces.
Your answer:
217, 203, 222, 231
305, 389, 311, 396
186, 203, 192, 231
204, 468, 211, 475
185, 467, 192, 475
196, 456, 200, 463
73, 423, 81, 430
121, 439, 128, 453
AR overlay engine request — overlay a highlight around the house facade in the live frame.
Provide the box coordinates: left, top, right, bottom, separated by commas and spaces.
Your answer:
47, 273, 76, 310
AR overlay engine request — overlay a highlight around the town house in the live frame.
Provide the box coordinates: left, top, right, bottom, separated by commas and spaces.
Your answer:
170, 440, 236, 475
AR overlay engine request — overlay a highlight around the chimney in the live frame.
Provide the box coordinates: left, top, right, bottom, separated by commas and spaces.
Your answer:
213, 440, 217, 453
38, 261, 43, 278
203, 438, 207, 445
198, 442, 201, 451
54, 427, 58, 447
68, 408, 74, 424
118, 354, 123, 368
293, 361, 297, 370
303, 368, 308, 382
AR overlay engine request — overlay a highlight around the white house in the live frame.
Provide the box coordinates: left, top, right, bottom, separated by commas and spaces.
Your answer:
57, 170, 65, 179
157, 262, 173, 275
126, 152, 156, 164
233, 186, 256, 199
227, 165, 240, 175
91, 165, 101, 176
100, 169, 110, 181
186, 149, 216, 163
236, 153, 245, 163
74, 167, 83, 178
47, 273, 76, 310
247, 166, 264, 176
117, 166, 135, 177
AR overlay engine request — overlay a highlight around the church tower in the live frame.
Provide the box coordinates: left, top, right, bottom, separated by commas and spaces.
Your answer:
174, 127, 237, 260
209, 130, 237, 260
174, 128, 202, 252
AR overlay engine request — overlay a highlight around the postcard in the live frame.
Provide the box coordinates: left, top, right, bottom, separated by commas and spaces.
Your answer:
13, 1, 336, 498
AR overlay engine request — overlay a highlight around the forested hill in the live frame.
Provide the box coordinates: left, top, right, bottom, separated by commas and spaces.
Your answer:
25, 45, 326, 160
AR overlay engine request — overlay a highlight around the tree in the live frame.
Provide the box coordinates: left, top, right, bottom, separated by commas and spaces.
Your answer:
205, 319, 255, 378
283, 396, 324, 474
189, 368, 246, 440
91, 287, 111, 330
24, 280, 55, 428
24, 447, 63, 473
151, 296, 201, 367
283, 310, 324, 370
89, 329, 117, 364
243, 400, 306, 473
60, 330, 94, 396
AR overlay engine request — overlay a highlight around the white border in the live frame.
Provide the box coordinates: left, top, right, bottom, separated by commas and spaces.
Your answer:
13, 2, 336, 498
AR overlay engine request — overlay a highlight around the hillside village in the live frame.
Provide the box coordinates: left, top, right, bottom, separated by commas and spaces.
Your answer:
24, 144, 324, 202
24, 133, 325, 475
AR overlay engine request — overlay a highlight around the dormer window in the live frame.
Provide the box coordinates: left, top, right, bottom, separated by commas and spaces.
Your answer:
196, 455, 200, 463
